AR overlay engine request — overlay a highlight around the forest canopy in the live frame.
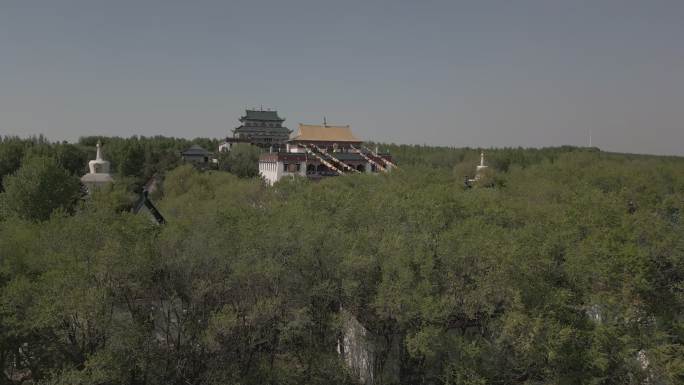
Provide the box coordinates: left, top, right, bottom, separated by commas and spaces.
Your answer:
0, 135, 682, 384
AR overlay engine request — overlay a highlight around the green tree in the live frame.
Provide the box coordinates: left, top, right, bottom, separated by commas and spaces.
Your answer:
117, 140, 146, 178
55, 143, 89, 175
0, 137, 26, 190
1, 156, 81, 221
218, 144, 261, 178
1, 144, 683, 384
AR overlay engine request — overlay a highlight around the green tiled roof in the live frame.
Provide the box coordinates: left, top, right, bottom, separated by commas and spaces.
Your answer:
233, 126, 291, 134
241, 110, 284, 121
181, 145, 210, 156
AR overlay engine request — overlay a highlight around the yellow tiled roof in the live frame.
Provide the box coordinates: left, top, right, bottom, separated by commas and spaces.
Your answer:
291, 124, 361, 142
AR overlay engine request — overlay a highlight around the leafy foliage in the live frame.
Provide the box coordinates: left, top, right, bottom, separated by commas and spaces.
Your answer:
0, 156, 81, 221
0, 142, 682, 384
217, 143, 261, 178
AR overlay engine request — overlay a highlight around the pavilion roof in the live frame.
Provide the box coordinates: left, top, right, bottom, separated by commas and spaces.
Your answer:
291, 124, 361, 143
241, 110, 284, 121
181, 145, 210, 156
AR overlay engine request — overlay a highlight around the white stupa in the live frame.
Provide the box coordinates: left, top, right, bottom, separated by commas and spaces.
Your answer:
476, 152, 488, 175
467, 152, 489, 184
81, 141, 114, 190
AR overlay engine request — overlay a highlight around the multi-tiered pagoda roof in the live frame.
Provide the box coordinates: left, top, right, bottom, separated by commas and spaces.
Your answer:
232, 109, 291, 148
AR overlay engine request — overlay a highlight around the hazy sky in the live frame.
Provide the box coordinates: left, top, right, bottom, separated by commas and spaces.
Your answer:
1, 0, 683, 155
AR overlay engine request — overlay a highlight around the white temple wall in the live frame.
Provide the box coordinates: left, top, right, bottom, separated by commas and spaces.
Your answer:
259, 161, 281, 185
260, 160, 308, 185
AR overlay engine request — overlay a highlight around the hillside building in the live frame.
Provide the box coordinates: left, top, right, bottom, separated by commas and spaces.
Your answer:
81, 141, 114, 191
259, 123, 395, 185
181, 145, 211, 164
228, 109, 292, 149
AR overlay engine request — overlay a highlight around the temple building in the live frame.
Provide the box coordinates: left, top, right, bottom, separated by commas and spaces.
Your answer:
258, 122, 395, 185
81, 141, 114, 191
181, 145, 211, 164
227, 108, 292, 149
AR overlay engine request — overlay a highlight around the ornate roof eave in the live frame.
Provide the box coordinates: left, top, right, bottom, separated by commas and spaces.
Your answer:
289, 139, 363, 145
240, 117, 285, 122
234, 125, 291, 132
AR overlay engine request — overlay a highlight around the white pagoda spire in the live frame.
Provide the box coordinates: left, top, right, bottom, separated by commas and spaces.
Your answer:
95, 141, 103, 161
88, 141, 111, 174
476, 152, 488, 172
81, 140, 113, 191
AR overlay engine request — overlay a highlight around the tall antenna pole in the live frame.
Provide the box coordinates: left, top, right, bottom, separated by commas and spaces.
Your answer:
589, 128, 592, 147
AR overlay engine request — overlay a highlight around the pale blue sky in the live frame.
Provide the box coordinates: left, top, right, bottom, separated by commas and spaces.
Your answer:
1, 0, 683, 155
